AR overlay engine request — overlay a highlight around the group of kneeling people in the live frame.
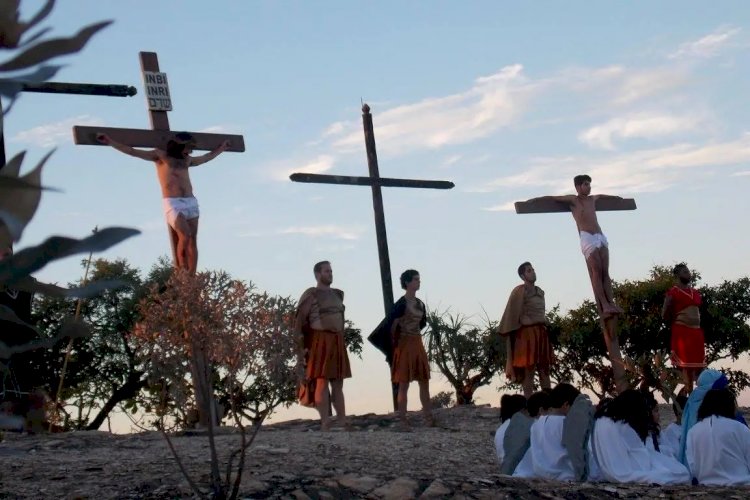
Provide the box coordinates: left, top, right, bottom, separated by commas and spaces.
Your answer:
494, 369, 750, 486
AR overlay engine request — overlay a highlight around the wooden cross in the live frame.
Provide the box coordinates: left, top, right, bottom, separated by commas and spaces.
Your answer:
290, 103, 454, 409
71, 51, 245, 265
514, 195, 636, 393
0, 81, 137, 168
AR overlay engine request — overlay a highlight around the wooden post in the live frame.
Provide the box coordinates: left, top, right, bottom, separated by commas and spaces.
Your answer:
290, 103, 455, 411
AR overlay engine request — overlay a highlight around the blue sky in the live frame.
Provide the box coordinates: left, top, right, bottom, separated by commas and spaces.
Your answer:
9, 1, 750, 427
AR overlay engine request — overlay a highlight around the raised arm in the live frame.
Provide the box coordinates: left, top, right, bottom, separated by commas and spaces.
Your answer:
96, 133, 158, 161
190, 140, 230, 167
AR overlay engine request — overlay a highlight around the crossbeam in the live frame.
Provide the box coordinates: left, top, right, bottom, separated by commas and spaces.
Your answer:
515, 198, 636, 214
20, 82, 137, 97
73, 125, 245, 152
289, 172, 453, 189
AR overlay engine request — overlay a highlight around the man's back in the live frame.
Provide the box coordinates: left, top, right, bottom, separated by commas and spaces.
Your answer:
530, 415, 575, 480
687, 416, 750, 485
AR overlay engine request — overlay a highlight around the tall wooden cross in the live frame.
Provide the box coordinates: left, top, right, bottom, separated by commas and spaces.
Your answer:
514, 196, 636, 393
0, 81, 137, 168
72, 52, 245, 428
72, 52, 245, 265
290, 103, 454, 409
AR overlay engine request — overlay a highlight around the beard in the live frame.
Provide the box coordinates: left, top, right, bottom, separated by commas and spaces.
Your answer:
679, 276, 691, 285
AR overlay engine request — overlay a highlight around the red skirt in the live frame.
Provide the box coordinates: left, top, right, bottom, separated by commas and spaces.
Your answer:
391, 335, 430, 383
671, 324, 706, 369
512, 324, 553, 369
305, 329, 352, 380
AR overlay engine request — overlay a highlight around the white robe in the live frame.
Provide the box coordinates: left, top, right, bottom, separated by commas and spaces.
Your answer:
591, 417, 690, 485
527, 415, 575, 481
494, 420, 510, 465
686, 416, 750, 485
660, 422, 682, 459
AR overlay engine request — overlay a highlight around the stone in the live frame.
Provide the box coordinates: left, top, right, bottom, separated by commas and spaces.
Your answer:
371, 477, 420, 500
420, 479, 451, 498
337, 474, 382, 494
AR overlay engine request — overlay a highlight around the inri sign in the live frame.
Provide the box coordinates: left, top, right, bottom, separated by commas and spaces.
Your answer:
142, 71, 172, 111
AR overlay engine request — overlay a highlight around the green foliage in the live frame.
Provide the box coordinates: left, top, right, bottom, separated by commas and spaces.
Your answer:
29, 258, 172, 430
545, 265, 750, 398
425, 309, 505, 405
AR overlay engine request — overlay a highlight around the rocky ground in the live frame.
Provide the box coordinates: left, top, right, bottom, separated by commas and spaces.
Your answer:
1, 405, 749, 499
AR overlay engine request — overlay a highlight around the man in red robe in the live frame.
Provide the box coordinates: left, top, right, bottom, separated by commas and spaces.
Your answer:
662, 263, 705, 393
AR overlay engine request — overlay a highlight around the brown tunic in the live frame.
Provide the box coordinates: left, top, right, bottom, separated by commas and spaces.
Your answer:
296, 287, 351, 380
498, 284, 553, 378
391, 296, 430, 383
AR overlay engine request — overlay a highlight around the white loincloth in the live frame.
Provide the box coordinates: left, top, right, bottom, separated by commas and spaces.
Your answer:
162, 196, 200, 228
579, 231, 608, 259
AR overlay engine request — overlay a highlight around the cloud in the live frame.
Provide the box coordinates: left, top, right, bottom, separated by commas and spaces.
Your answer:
278, 224, 364, 240
270, 154, 336, 181
324, 64, 536, 157
11, 115, 103, 147
579, 112, 702, 150
731, 171, 750, 177
477, 133, 750, 195
482, 201, 516, 212
198, 124, 234, 134
669, 26, 742, 59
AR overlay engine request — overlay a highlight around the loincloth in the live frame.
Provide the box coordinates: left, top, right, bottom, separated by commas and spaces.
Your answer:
579, 231, 608, 259
162, 196, 200, 229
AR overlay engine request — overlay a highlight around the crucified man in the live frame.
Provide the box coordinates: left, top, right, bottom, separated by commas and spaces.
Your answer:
96, 132, 230, 274
526, 174, 624, 317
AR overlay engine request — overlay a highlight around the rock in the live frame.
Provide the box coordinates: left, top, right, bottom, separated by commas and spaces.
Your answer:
420, 479, 451, 498
290, 489, 312, 500
336, 474, 381, 494
372, 477, 419, 499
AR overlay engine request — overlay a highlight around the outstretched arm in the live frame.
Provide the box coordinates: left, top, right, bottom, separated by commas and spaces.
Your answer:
526, 194, 576, 204
190, 140, 230, 166
96, 133, 159, 161
593, 194, 624, 201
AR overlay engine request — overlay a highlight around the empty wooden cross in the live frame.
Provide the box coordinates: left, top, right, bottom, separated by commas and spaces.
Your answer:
515, 193, 636, 393
290, 103, 454, 409
72, 51, 245, 266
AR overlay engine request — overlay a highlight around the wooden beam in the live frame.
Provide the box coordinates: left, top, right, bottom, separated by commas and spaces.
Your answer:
20, 82, 137, 97
72, 126, 245, 152
290, 172, 454, 189
515, 198, 637, 214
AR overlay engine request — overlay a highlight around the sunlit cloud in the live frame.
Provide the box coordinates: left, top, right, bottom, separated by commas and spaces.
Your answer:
324, 64, 537, 157
669, 26, 742, 59
11, 115, 103, 147
278, 224, 365, 240
579, 112, 702, 150
477, 133, 750, 196
482, 201, 516, 212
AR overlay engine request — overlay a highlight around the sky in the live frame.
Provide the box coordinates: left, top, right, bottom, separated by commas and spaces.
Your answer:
7, 1, 750, 430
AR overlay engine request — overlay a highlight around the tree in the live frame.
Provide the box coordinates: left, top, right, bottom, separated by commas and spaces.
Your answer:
425, 309, 505, 405
29, 257, 172, 430
547, 265, 750, 398
133, 269, 363, 499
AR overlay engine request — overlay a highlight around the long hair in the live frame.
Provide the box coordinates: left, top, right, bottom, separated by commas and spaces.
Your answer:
603, 389, 651, 443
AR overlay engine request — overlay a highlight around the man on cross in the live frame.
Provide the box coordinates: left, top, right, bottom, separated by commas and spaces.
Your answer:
526, 174, 624, 317
96, 132, 229, 274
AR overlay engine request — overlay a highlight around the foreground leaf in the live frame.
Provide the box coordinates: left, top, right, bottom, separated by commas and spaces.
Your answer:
0, 226, 140, 283
0, 20, 112, 71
